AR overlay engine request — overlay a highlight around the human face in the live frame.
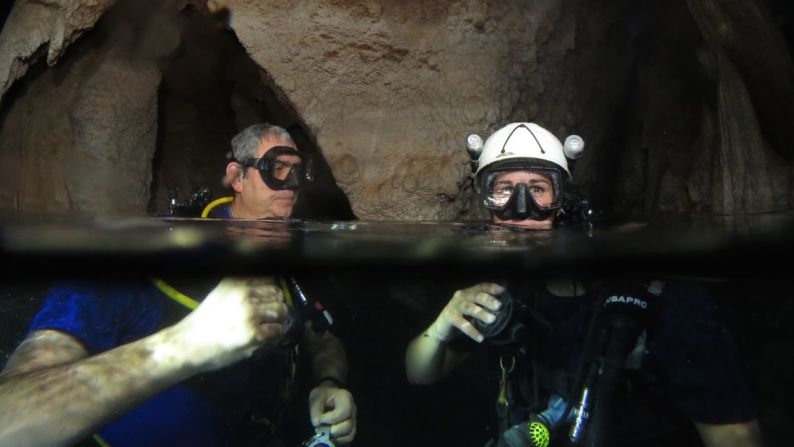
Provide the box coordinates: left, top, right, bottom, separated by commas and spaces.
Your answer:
489, 170, 556, 229
231, 136, 301, 219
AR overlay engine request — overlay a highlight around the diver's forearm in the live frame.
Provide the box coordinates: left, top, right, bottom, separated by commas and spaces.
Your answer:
304, 331, 348, 385
695, 420, 764, 447
405, 323, 464, 385
0, 326, 202, 447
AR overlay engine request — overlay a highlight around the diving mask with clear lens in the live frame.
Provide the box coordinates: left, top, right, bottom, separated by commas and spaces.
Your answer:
480, 162, 565, 221
240, 146, 313, 191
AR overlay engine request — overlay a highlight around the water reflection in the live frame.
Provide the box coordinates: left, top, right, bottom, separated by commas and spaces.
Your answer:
0, 214, 791, 446
1, 212, 791, 278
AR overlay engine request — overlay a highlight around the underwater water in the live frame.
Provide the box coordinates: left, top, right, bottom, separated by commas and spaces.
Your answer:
1, 213, 792, 447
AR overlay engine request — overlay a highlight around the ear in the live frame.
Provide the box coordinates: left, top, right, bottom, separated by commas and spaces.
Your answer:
225, 162, 244, 193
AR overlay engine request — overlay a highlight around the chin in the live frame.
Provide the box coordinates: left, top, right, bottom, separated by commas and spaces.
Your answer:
272, 206, 294, 218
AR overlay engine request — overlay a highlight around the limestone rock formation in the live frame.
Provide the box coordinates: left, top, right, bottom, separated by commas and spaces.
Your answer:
0, 0, 791, 220
0, 0, 117, 104
222, 0, 570, 220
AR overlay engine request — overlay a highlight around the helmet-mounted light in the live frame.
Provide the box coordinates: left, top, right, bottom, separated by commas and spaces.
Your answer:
563, 135, 585, 160
466, 133, 484, 160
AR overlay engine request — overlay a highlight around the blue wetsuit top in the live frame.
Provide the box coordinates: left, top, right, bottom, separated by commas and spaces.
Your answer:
28, 280, 292, 447
207, 203, 233, 219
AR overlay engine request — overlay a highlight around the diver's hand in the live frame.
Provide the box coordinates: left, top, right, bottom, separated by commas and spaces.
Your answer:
171, 277, 289, 370
430, 283, 504, 343
309, 384, 357, 444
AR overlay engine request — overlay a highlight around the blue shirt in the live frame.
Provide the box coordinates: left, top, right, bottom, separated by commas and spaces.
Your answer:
28, 280, 292, 447
207, 203, 233, 219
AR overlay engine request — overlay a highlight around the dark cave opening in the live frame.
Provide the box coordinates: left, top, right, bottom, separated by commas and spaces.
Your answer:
146, 5, 355, 221
768, 0, 794, 52
576, 0, 794, 221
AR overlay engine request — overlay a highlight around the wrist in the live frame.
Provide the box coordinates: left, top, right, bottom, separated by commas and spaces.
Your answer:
147, 326, 204, 374
424, 321, 451, 343
315, 376, 346, 389
162, 321, 243, 372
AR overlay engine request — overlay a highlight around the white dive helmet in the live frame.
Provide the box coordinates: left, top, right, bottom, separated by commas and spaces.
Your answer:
475, 122, 570, 180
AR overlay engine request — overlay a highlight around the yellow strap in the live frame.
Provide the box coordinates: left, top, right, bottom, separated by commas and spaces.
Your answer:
278, 276, 294, 306
152, 276, 292, 312
497, 355, 515, 406
92, 433, 111, 447
151, 275, 298, 376
278, 277, 300, 378
497, 376, 509, 405
151, 277, 200, 310
200, 196, 234, 218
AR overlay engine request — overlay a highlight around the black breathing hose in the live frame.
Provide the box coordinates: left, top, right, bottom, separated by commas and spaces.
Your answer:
573, 284, 654, 447
583, 316, 643, 447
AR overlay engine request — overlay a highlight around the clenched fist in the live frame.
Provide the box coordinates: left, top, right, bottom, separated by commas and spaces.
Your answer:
428, 282, 505, 343
169, 277, 290, 370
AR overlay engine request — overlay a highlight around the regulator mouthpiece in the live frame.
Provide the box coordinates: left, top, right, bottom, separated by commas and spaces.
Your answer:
466, 133, 484, 160
563, 135, 585, 159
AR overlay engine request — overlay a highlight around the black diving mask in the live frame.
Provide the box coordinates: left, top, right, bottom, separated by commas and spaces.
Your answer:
239, 146, 313, 191
480, 163, 565, 221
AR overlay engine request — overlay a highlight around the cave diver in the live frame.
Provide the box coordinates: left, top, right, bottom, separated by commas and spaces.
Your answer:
405, 122, 762, 447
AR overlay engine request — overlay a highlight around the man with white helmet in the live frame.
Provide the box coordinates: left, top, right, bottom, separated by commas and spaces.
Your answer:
406, 122, 761, 447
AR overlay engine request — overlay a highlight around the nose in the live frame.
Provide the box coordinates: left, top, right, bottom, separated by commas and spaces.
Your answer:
282, 169, 301, 189
514, 183, 528, 215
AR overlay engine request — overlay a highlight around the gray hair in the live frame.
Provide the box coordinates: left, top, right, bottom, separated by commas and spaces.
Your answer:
229, 123, 295, 160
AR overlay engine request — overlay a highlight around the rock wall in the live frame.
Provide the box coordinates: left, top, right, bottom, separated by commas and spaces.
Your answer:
0, 0, 117, 104
222, 0, 569, 220
0, 0, 791, 220
0, 37, 161, 217
0, 0, 177, 217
